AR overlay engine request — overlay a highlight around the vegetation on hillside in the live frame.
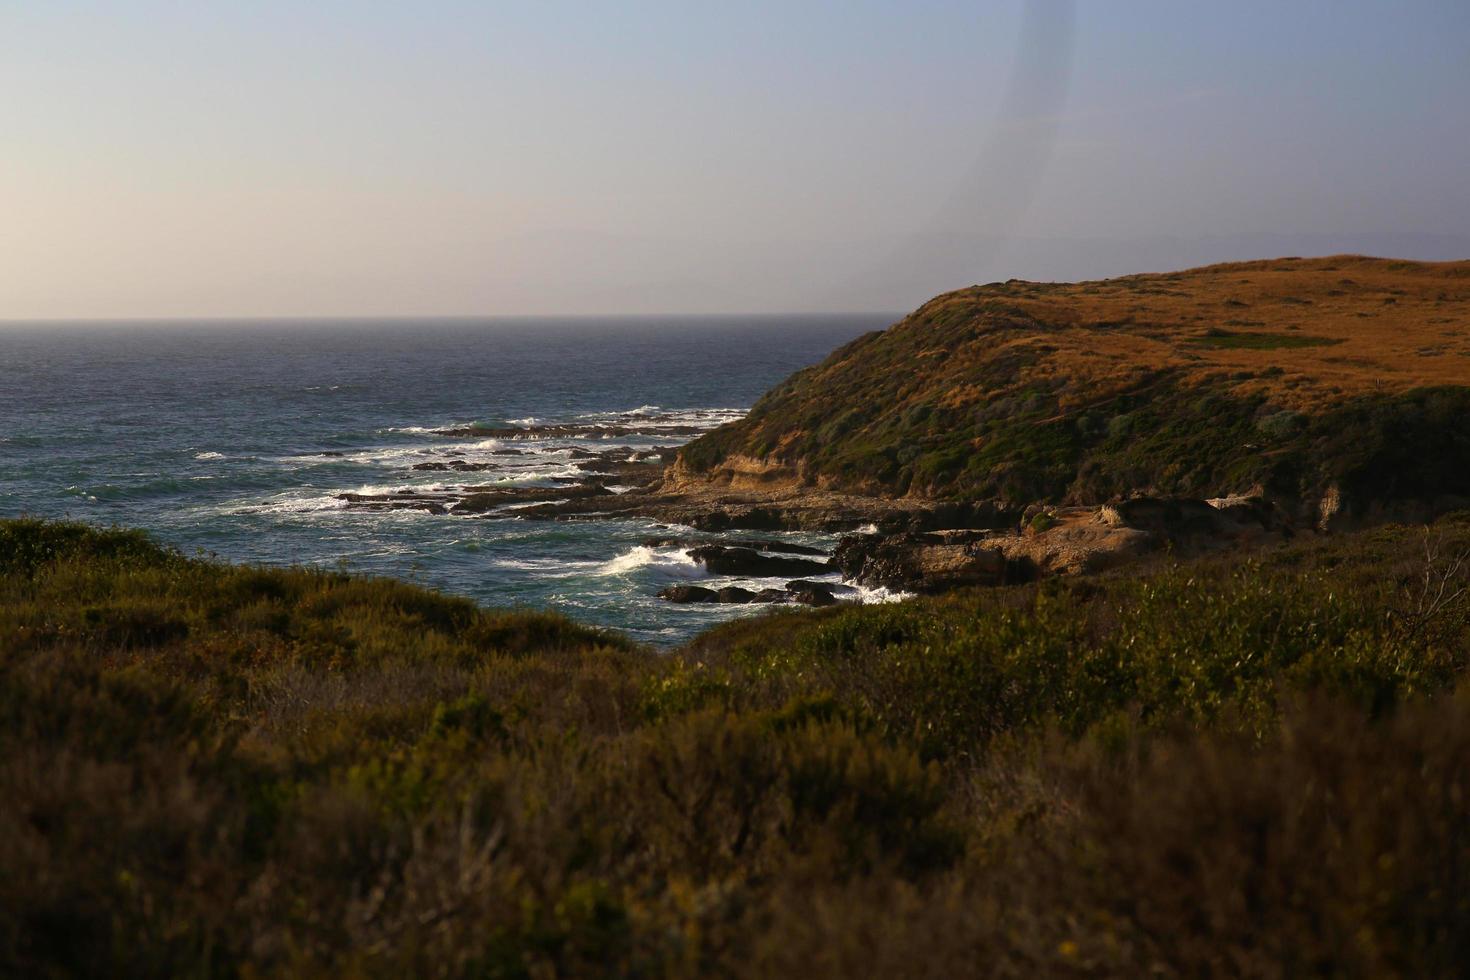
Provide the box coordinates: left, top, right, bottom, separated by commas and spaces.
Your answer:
678, 256, 1470, 507
5, 516, 1470, 975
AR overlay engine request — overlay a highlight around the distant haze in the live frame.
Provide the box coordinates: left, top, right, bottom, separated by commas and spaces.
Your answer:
3, 1, 1467, 319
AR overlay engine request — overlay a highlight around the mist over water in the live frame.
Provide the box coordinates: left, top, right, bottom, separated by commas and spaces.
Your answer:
0, 316, 889, 643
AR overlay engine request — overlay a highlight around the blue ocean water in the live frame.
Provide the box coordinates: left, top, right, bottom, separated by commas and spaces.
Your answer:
0, 316, 890, 643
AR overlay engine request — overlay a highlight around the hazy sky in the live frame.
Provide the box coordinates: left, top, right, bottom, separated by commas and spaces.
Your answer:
3, 1, 1468, 318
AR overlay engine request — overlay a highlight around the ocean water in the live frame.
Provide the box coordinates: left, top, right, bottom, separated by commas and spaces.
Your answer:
0, 316, 892, 644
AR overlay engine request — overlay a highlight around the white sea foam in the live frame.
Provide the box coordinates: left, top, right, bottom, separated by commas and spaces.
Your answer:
380, 425, 441, 436
596, 545, 705, 578
215, 491, 347, 517
488, 555, 602, 578
193, 451, 226, 460
459, 438, 508, 452
493, 500, 550, 512
851, 583, 913, 604
344, 482, 428, 496
575, 405, 746, 426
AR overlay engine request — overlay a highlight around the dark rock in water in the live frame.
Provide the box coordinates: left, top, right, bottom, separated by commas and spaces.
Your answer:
435, 422, 704, 440
574, 460, 667, 486
789, 587, 838, 607
642, 536, 828, 557
785, 579, 855, 596
335, 492, 451, 515
658, 585, 718, 604
490, 449, 525, 456
715, 586, 757, 604
687, 546, 830, 578
687, 507, 788, 532
753, 588, 790, 603
450, 484, 614, 514
413, 460, 499, 472
834, 532, 1013, 592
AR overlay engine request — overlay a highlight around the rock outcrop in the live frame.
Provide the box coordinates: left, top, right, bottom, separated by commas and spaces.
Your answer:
835, 495, 1289, 592
686, 546, 831, 578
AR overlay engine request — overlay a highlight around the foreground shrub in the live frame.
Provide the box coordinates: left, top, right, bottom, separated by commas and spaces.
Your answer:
2, 518, 1469, 975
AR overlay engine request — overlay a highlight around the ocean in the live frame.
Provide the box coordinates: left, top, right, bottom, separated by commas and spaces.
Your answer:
0, 315, 891, 643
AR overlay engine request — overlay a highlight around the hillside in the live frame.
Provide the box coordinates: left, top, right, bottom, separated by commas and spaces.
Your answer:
4, 516, 1470, 975
674, 256, 1470, 521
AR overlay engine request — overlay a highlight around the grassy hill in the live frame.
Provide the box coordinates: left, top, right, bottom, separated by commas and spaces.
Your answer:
5, 516, 1470, 975
677, 256, 1470, 515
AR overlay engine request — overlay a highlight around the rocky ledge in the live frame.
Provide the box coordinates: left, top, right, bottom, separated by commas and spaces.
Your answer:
658, 579, 852, 607
645, 540, 848, 607
833, 494, 1291, 593
336, 445, 674, 517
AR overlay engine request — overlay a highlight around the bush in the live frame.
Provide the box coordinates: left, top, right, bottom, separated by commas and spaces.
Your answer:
3, 517, 1470, 975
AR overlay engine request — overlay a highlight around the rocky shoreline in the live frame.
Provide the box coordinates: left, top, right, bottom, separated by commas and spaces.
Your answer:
329, 415, 1349, 605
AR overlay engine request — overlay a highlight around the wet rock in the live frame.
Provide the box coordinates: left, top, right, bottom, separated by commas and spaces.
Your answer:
335, 492, 451, 515
789, 587, 838, 607
435, 422, 703, 440
715, 586, 757, 604
753, 589, 790, 603
686, 507, 789, 532
686, 546, 830, 578
785, 579, 856, 596
449, 484, 613, 514
834, 533, 1014, 592
641, 536, 828, 557
658, 585, 718, 603
412, 460, 499, 472
572, 460, 666, 486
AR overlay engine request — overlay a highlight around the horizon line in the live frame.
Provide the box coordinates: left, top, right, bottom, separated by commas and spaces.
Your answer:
0, 310, 905, 326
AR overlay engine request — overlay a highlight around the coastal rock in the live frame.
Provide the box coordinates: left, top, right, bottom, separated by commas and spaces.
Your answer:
686, 545, 831, 578
413, 460, 498, 472
1098, 495, 1282, 551
686, 507, 789, 532
785, 579, 855, 595
993, 522, 1156, 577
715, 586, 757, 604
658, 585, 718, 603
335, 492, 451, 515
834, 532, 1013, 593
435, 422, 704, 440
449, 485, 613, 514
642, 536, 828, 557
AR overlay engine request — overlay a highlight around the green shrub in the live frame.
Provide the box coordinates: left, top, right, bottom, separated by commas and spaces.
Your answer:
3, 517, 1470, 975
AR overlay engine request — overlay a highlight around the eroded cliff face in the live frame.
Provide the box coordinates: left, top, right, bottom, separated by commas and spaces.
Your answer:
660, 452, 804, 494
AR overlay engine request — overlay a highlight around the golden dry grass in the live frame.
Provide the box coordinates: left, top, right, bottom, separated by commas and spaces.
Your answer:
927, 254, 1470, 412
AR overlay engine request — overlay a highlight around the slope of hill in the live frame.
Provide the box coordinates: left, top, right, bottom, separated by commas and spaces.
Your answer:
673, 256, 1470, 522
4, 516, 1470, 975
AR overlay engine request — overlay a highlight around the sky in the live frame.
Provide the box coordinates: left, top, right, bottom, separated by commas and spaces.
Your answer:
2, 0, 1467, 318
